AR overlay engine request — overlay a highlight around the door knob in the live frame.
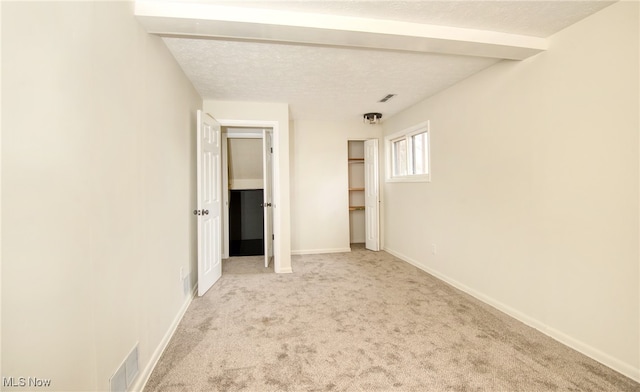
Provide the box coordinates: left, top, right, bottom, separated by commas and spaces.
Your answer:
193, 209, 201, 215
203, 209, 209, 215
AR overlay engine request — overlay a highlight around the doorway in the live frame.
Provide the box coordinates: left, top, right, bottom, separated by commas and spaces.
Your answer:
222, 127, 274, 265
348, 140, 366, 246
348, 139, 380, 251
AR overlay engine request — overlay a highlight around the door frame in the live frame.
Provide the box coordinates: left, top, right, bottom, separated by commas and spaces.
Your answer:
221, 127, 272, 261
218, 119, 282, 272
348, 138, 382, 251
221, 128, 263, 259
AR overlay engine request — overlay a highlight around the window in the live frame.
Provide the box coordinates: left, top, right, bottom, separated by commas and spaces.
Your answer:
392, 138, 408, 177
386, 121, 430, 182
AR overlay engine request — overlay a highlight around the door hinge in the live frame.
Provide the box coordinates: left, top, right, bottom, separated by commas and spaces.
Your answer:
272, 234, 274, 240
270, 147, 273, 153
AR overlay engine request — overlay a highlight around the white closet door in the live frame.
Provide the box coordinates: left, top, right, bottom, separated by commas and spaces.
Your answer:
364, 139, 380, 251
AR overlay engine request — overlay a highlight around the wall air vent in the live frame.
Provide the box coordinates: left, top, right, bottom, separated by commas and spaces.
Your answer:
378, 94, 396, 103
110, 343, 139, 392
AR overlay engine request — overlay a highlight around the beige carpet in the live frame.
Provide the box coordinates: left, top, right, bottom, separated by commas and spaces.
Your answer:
144, 246, 639, 391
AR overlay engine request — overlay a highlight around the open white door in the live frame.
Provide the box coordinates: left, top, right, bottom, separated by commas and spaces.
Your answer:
364, 139, 380, 251
196, 110, 222, 296
221, 132, 229, 259
263, 129, 274, 267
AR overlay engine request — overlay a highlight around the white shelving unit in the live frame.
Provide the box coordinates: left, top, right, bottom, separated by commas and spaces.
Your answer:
348, 140, 365, 244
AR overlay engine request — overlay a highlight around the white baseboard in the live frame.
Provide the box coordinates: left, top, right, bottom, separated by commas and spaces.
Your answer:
291, 247, 351, 255
384, 247, 640, 383
129, 284, 198, 392
275, 266, 293, 274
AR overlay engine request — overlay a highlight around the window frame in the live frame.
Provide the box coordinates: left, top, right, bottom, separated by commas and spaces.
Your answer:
385, 121, 431, 183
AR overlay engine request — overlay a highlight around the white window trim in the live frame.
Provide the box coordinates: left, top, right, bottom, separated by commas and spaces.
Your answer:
385, 121, 431, 183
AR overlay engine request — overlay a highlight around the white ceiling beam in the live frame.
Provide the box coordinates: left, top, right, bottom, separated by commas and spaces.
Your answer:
134, 1, 548, 60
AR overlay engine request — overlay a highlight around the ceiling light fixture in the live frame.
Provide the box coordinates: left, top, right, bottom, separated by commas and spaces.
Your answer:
363, 112, 382, 124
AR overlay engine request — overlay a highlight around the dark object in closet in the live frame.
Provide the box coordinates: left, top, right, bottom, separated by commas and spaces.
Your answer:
229, 189, 264, 256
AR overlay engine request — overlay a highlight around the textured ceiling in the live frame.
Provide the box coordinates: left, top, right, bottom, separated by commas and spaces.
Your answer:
163, 38, 499, 120
154, 1, 614, 121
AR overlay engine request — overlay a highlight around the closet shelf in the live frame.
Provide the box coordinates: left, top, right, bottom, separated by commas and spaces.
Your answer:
349, 187, 364, 191
349, 206, 365, 211
348, 158, 364, 163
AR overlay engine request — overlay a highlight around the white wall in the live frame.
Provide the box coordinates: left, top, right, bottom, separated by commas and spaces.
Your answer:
2, 2, 201, 390
290, 120, 382, 254
382, 1, 639, 381
203, 100, 292, 272
228, 138, 263, 189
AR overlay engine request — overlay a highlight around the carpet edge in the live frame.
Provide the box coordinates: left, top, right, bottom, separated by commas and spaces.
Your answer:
383, 246, 640, 383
